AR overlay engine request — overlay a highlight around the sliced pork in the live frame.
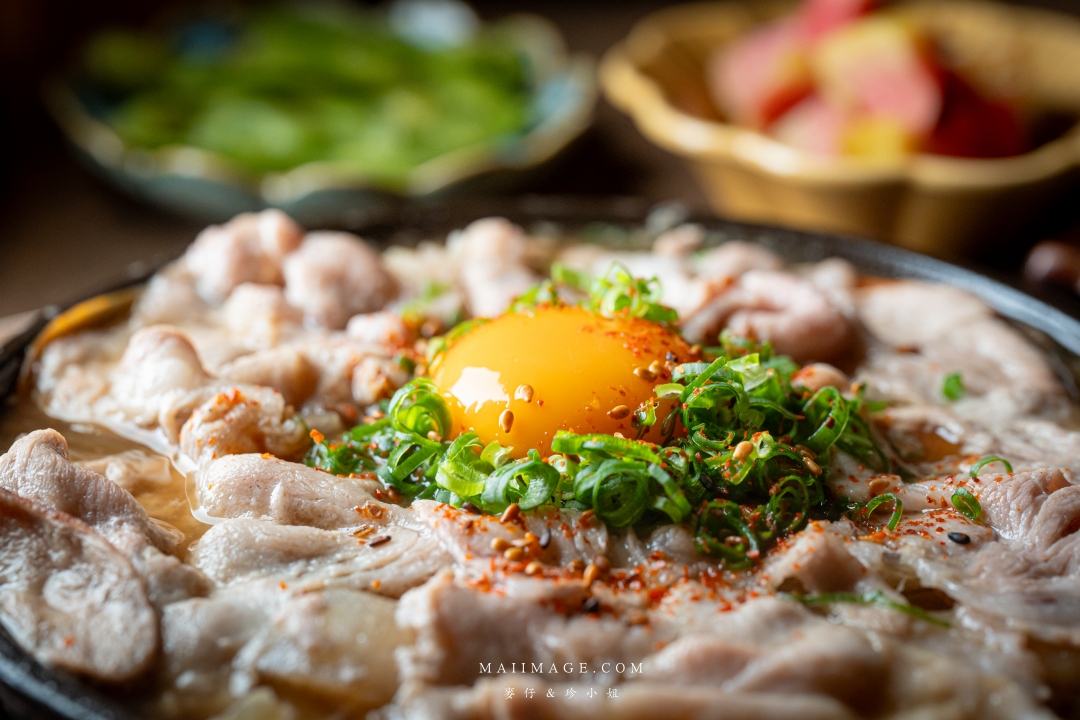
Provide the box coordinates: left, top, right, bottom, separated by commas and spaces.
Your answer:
0, 488, 156, 682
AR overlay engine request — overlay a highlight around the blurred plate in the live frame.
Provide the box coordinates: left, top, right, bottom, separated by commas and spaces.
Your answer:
44, 8, 596, 225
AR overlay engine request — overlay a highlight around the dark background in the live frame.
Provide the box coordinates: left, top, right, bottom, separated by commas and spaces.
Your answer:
3, 0, 1080, 319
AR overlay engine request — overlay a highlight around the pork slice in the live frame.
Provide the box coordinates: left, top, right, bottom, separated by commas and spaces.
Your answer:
218, 346, 318, 408
411, 500, 609, 566
132, 264, 209, 326
245, 587, 407, 708
396, 680, 857, 720
0, 488, 157, 682
158, 580, 406, 718
692, 240, 783, 280
724, 623, 889, 715
681, 271, 851, 362
976, 468, 1078, 553
447, 218, 539, 319
76, 449, 172, 491
0, 429, 210, 607
221, 283, 303, 351
856, 280, 993, 348
185, 210, 303, 303
194, 454, 412, 530
396, 570, 675, 688
760, 522, 872, 594
0, 429, 179, 552
283, 231, 398, 329
857, 318, 1067, 427
847, 472, 1080, 644
111, 326, 211, 425
179, 386, 309, 466
192, 518, 450, 598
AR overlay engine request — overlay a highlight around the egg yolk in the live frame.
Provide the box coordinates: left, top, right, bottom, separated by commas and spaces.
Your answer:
431, 305, 693, 456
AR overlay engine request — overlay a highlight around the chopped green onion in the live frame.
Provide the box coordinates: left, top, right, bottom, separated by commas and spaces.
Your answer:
435, 432, 491, 497
791, 590, 950, 628
388, 378, 451, 438
481, 452, 560, 512
950, 487, 982, 522
969, 455, 1012, 477
941, 372, 965, 401
864, 492, 903, 531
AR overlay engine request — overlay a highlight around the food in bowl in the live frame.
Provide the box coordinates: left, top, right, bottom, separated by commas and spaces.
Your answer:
709, 0, 1027, 159
79, 2, 533, 185
2, 210, 1080, 718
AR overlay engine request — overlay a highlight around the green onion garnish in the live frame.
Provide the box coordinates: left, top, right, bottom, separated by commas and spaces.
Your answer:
304, 269, 900, 571
864, 492, 903, 531
941, 372, 965, 401
791, 591, 950, 628
969, 455, 1012, 478
950, 487, 982, 522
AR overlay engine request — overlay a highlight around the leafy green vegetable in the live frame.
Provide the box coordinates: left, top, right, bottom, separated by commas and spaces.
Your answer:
950, 487, 982, 522
87, 4, 532, 181
941, 372, 965, 401
791, 591, 950, 628
969, 455, 1012, 477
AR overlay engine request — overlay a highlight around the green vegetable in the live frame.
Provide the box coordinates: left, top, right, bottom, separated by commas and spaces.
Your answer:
864, 493, 903, 531
969, 455, 1012, 477
942, 372, 965, 401
87, 5, 532, 181
950, 487, 982, 522
791, 591, 950, 628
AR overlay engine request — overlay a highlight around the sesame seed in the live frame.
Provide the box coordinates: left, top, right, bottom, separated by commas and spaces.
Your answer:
633, 367, 657, 381
499, 410, 514, 433
504, 547, 525, 561
583, 563, 600, 586
948, 532, 971, 545
583, 597, 601, 614
427, 430, 442, 442
524, 560, 543, 575
648, 360, 662, 375
608, 405, 631, 420
368, 535, 391, 547
689, 345, 702, 356
538, 527, 551, 549
461, 501, 482, 515
500, 503, 521, 523
592, 555, 611, 574
515, 384, 535, 402
732, 441, 754, 460
804, 459, 822, 476
491, 537, 511, 552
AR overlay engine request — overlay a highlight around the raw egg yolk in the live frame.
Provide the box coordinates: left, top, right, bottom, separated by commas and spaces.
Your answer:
431, 305, 693, 456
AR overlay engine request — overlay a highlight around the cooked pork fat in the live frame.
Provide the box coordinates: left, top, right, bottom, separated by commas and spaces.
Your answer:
192, 518, 449, 598
0, 429, 209, 607
157, 580, 407, 719
0, 488, 156, 682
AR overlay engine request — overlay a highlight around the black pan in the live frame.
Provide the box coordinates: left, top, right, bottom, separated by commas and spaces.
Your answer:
2, 201, 1079, 720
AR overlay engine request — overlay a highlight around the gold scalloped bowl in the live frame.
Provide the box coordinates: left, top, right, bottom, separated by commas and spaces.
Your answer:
600, 0, 1080, 256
